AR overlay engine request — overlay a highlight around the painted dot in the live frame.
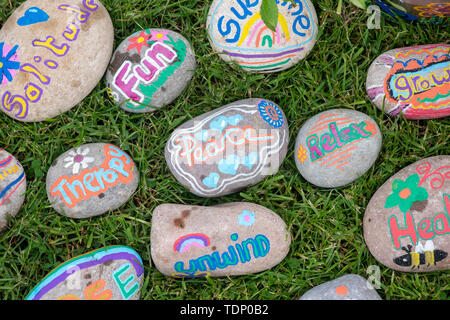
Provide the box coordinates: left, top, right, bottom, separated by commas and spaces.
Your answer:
34, 56, 42, 63
74, 155, 84, 163
335, 286, 348, 295
399, 188, 411, 199
157, 33, 163, 39
230, 233, 238, 241
44, 60, 58, 69
137, 37, 145, 44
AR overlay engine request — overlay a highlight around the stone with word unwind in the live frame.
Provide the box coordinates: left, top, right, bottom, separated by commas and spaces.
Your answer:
165, 98, 289, 197
206, 0, 318, 73
294, 109, 382, 188
26, 245, 144, 300
366, 44, 450, 120
151, 202, 291, 278
364, 155, 450, 272
46, 143, 138, 219
106, 28, 196, 113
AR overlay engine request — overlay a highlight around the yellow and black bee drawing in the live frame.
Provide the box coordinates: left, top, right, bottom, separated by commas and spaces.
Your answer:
394, 240, 448, 269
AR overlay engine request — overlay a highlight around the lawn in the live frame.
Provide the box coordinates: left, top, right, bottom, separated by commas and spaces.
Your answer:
0, 0, 449, 300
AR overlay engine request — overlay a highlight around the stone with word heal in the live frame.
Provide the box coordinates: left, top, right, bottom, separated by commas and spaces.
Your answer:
106, 28, 196, 113
294, 109, 382, 188
0, 0, 114, 122
364, 155, 450, 272
26, 245, 144, 300
151, 202, 291, 278
46, 143, 138, 218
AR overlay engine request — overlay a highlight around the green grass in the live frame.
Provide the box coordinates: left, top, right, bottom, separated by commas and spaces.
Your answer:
0, 0, 449, 300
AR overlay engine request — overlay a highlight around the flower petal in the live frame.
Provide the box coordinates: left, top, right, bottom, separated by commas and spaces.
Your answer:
72, 162, 80, 174
385, 192, 400, 209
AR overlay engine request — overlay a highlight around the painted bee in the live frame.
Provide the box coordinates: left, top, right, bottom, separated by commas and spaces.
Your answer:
394, 240, 448, 269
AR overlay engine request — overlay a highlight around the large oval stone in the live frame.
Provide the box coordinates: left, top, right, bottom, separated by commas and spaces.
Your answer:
46, 143, 138, 218
150, 202, 291, 278
25, 245, 144, 300
0, 0, 114, 122
206, 0, 318, 73
364, 155, 450, 272
165, 98, 289, 197
366, 44, 450, 120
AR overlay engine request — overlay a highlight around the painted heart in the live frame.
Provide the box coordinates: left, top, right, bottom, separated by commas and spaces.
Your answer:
242, 152, 258, 170
218, 155, 240, 175
202, 172, 220, 189
17, 7, 49, 26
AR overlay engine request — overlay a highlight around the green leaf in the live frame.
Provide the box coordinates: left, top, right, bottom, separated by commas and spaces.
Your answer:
348, 0, 367, 9
261, 0, 278, 32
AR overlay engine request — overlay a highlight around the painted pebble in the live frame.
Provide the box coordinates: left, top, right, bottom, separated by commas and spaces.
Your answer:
46, 143, 138, 219
106, 29, 196, 113
0, 148, 26, 232
0, 0, 114, 122
26, 245, 144, 300
165, 98, 289, 197
206, 0, 318, 73
366, 44, 450, 120
364, 155, 450, 272
294, 109, 382, 188
370, 0, 450, 22
299, 274, 382, 300
151, 202, 291, 278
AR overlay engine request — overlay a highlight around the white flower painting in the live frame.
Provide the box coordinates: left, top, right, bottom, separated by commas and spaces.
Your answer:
63, 147, 95, 174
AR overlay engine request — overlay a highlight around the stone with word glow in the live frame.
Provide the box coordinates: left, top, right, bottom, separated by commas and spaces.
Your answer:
364, 155, 450, 272
294, 109, 382, 188
0, 148, 26, 232
105, 28, 196, 113
25, 245, 144, 300
366, 44, 450, 120
165, 98, 289, 197
299, 274, 382, 300
0, 0, 114, 122
206, 0, 318, 73
46, 143, 138, 218
151, 202, 291, 278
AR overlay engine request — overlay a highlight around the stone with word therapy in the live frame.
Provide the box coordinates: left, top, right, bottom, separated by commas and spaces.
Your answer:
206, 0, 318, 73
294, 109, 382, 188
106, 28, 196, 113
366, 44, 450, 120
0, 0, 114, 122
46, 143, 138, 219
165, 98, 289, 197
26, 246, 143, 300
151, 202, 291, 278
364, 156, 450, 272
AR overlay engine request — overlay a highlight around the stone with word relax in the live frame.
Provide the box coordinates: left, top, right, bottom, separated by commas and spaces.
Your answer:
366, 44, 450, 120
165, 98, 289, 197
294, 109, 382, 188
26, 245, 144, 300
0, 148, 26, 232
46, 143, 138, 218
364, 155, 450, 272
206, 0, 318, 73
151, 202, 291, 278
105, 28, 196, 113
0, 0, 114, 122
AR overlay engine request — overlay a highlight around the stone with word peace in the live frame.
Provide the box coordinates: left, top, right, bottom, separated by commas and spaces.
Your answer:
26, 245, 144, 300
294, 109, 382, 188
364, 155, 450, 272
0, 0, 114, 122
206, 0, 318, 73
366, 44, 450, 120
105, 28, 196, 113
151, 202, 291, 278
165, 98, 289, 197
46, 143, 138, 218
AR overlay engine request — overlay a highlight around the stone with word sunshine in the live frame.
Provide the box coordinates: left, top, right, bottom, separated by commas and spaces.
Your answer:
294, 109, 382, 188
364, 155, 450, 272
366, 44, 450, 120
206, 0, 318, 73
165, 98, 289, 197
0, 0, 114, 122
151, 202, 291, 278
46, 143, 138, 218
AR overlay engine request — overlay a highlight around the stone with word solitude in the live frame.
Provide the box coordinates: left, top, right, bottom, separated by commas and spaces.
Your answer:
46, 143, 138, 218
206, 0, 318, 73
105, 28, 196, 113
0, 0, 114, 122
366, 44, 450, 120
151, 202, 291, 278
364, 155, 450, 272
294, 109, 382, 188
26, 245, 144, 300
0, 148, 26, 232
165, 98, 289, 197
